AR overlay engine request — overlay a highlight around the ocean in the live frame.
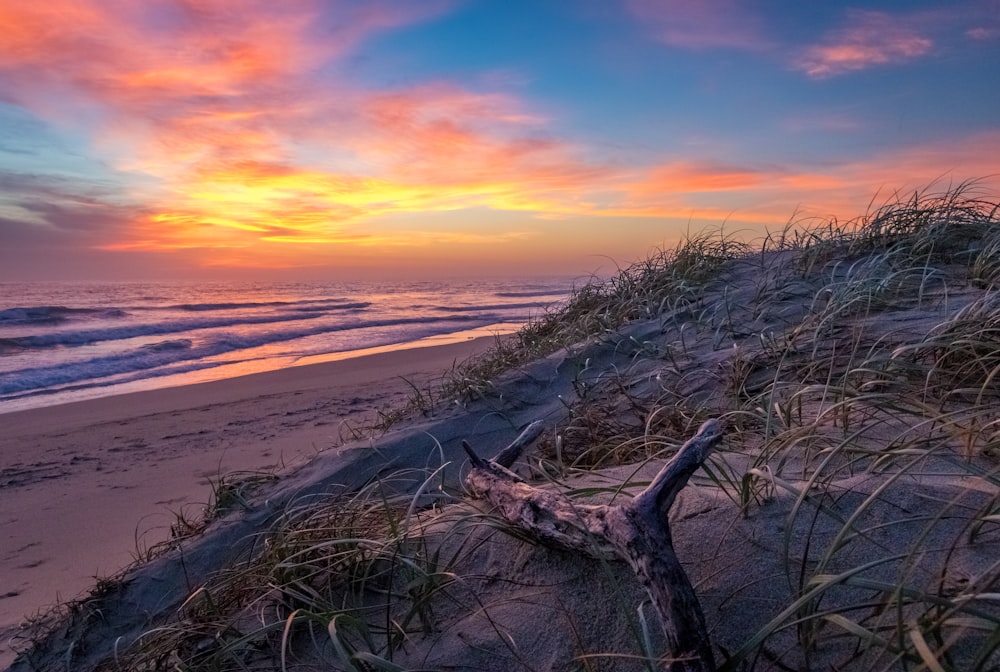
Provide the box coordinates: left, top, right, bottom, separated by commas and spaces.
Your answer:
0, 279, 573, 414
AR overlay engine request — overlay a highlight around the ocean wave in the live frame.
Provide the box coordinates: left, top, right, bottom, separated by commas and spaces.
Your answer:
165, 298, 366, 312
0, 344, 213, 396
0, 305, 125, 326
0, 359, 224, 402
287, 302, 371, 313
139, 339, 193, 352
0, 338, 26, 355
3, 312, 329, 350
494, 289, 569, 298
0, 314, 492, 396
431, 300, 553, 313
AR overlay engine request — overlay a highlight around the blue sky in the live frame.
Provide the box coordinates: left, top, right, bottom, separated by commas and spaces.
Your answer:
0, 0, 997, 280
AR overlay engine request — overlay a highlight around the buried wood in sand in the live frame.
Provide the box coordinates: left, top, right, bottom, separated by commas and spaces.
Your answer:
464, 419, 723, 672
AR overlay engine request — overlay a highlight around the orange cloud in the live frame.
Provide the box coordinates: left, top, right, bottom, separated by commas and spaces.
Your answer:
831, 130, 1000, 197
795, 10, 932, 78
1, 0, 498, 257
107, 121, 999, 266
602, 136, 1000, 235
100, 75, 625, 255
626, 163, 767, 196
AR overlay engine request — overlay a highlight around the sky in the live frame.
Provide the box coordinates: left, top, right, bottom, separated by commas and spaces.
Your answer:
0, 0, 998, 282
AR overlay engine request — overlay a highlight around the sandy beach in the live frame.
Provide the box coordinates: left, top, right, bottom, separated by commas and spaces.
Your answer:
0, 336, 496, 668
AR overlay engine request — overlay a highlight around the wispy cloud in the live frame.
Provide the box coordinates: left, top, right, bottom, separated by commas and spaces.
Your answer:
780, 113, 866, 135
0, 171, 137, 235
966, 26, 998, 40
794, 10, 933, 79
961, 0, 1000, 41
0, 168, 152, 278
834, 130, 1000, 193
625, 162, 767, 196
110, 80, 618, 257
5, 0, 596, 258
598, 132, 1000, 232
623, 0, 771, 51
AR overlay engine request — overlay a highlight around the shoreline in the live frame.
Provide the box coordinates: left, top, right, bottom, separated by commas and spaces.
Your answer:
0, 334, 499, 667
0, 323, 519, 416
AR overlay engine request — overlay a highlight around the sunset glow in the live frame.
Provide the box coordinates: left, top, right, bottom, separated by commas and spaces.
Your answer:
1, 0, 998, 280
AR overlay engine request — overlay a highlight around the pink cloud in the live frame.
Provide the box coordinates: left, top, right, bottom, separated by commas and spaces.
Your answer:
795, 10, 933, 78
838, 130, 1000, 192
0, 1, 453, 133
1, 0, 520, 253
624, 0, 772, 51
625, 162, 767, 196
605, 130, 1000, 231
351, 84, 608, 190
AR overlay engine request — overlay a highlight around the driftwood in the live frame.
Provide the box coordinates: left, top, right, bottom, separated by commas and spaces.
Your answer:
464, 419, 723, 672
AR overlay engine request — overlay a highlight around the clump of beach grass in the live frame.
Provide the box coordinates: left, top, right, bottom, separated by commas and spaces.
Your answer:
105, 468, 461, 671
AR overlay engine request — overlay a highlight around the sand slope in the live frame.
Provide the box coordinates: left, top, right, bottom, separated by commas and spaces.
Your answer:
9, 215, 1000, 670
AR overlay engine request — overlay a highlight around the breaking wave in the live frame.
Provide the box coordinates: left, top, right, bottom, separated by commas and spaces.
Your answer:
0, 314, 493, 398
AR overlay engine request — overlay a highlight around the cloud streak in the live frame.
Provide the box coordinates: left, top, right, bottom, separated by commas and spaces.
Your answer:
624, 0, 772, 51
794, 10, 933, 78
2, 0, 632, 261
4, 0, 544, 256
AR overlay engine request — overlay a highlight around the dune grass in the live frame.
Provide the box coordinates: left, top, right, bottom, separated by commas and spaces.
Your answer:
13, 180, 1000, 671
112, 468, 466, 671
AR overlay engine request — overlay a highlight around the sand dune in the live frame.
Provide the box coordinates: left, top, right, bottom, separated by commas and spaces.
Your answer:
8, 188, 1000, 671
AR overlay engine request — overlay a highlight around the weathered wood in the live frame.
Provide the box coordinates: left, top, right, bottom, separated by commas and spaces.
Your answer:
493, 419, 546, 468
464, 419, 722, 672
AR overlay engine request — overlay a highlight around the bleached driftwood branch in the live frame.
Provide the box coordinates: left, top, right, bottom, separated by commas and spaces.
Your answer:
464, 419, 722, 672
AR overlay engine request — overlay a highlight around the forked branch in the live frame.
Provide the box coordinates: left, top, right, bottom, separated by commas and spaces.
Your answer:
464, 419, 723, 672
